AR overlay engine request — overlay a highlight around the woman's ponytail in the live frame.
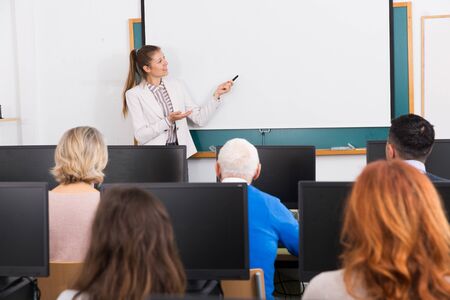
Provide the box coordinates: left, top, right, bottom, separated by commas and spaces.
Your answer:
122, 45, 161, 117
122, 50, 139, 117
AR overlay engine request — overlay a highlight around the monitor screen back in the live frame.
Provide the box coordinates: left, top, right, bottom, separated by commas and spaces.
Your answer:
0, 146, 57, 189
299, 181, 450, 282
298, 181, 351, 281
366, 140, 450, 179
0, 145, 188, 190
102, 183, 248, 280
0, 182, 49, 277
104, 146, 188, 183
217, 146, 316, 208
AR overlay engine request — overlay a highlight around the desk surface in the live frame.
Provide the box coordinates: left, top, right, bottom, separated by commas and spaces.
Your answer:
277, 248, 298, 261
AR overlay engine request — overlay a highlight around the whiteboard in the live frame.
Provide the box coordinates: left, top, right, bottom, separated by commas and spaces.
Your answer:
422, 16, 450, 138
144, 0, 391, 129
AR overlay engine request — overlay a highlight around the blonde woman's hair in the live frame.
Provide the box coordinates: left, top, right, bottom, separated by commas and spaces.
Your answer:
51, 126, 108, 185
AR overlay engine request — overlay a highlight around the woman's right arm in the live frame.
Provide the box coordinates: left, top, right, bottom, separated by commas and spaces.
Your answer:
126, 90, 170, 144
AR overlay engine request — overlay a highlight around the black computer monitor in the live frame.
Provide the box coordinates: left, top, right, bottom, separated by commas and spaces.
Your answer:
0, 145, 188, 190
434, 182, 450, 220
216, 146, 316, 208
298, 181, 352, 282
366, 140, 386, 163
103, 146, 188, 184
366, 139, 450, 179
0, 182, 49, 281
425, 140, 450, 180
0, 146, 57, 189
102, 183, 248, 280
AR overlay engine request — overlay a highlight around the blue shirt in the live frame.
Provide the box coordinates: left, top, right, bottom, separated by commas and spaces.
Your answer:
247, 185, 299, 298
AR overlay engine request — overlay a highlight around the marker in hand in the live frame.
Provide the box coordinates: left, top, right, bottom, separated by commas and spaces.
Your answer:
214, 76, 236, 99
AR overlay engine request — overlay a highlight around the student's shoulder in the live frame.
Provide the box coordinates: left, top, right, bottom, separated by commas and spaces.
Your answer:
303, 270, 354, 299
57, 289, 87, 300
308, 269, 344, 286
248, 185, 281, 205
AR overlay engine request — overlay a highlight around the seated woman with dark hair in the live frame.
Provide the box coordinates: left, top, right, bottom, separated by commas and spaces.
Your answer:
58, 187, 186, 300
303, 160, 450, 299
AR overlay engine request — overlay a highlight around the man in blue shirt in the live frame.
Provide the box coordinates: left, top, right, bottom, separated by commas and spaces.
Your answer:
216, 138, 299, 298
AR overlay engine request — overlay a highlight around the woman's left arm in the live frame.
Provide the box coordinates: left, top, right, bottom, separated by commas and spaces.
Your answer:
184, 81, 233, 126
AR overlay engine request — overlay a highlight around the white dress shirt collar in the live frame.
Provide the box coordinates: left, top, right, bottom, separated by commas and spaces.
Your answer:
221, 177, 249, 185
146, 79, 165, 91
405, 160, 426, 174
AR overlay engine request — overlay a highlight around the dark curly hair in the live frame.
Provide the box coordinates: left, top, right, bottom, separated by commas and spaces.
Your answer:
388, 114, 435, 162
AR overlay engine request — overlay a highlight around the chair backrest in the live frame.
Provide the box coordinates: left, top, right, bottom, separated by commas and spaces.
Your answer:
37, 262, 83, 300
221, 268, 265, 299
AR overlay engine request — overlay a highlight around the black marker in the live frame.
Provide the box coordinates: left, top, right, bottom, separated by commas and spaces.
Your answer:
232, 75, 239, 82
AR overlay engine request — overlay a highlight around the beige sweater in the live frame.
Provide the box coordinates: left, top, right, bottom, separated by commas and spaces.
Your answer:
303, 270, 369, 299
49, 191, 100, 262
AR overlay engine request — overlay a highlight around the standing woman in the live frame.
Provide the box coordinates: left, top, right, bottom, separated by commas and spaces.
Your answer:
123, 45, 233, 157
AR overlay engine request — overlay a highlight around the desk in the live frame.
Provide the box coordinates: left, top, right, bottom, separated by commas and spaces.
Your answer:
276, 248, 298, 269
277, 248, 297, 261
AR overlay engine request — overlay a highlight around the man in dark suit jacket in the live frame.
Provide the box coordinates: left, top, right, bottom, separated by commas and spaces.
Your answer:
386, 114, 448, 181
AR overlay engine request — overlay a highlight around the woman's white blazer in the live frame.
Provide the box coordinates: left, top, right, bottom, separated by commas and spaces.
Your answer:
125, 78, 220, 157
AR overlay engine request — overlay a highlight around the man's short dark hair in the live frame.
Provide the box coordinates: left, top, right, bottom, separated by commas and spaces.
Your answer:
388, 114, 435, 162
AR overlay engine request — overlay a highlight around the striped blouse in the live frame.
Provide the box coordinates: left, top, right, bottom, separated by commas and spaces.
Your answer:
147, 81, 177, 144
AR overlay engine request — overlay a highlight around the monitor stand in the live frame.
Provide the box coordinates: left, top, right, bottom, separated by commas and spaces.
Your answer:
0, 276, 21, 292
186, 280, 220, 295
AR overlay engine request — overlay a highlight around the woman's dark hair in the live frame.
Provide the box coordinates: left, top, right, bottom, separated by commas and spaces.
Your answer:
122, 45, 161, 116
72, 187, 186, 300
388, 114, 435, 162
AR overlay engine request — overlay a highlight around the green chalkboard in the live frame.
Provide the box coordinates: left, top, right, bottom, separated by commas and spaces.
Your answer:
393, 6, 410, 117
133, 22, 143, 49
133, 5, 410, 150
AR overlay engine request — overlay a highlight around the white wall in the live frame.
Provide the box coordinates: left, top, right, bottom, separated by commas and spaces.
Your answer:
33, 0, 140, 144
0, 0, 20, 145
397, 0, 450, 115
412, 1, 450, 138
8, 0, 140, 145
422, 16, 450, 138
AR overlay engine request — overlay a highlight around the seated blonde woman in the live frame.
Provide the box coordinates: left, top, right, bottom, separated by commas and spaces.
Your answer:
303, 160, 450, 299
49, 126, 108, 262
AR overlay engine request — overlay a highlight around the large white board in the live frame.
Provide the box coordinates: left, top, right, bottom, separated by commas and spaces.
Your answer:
423, 16, 450, 138
144, 0, 391, 129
